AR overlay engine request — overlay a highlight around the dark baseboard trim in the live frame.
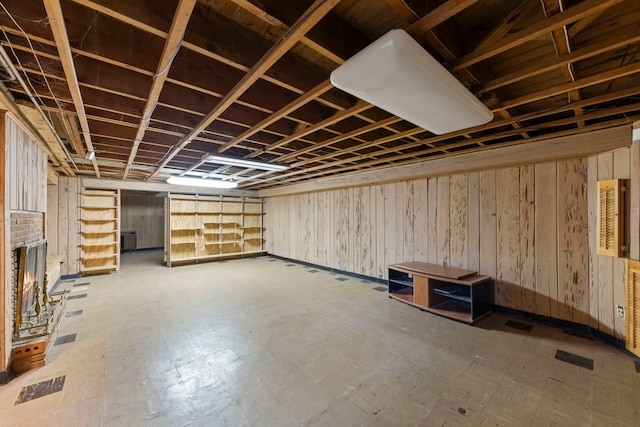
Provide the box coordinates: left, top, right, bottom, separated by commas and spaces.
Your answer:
61, 273, 82, 280
495, 305, 637, 359
267, 253, 387, 285
0, 369, 10, 385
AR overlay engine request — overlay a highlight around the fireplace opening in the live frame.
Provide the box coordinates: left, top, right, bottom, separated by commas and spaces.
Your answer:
15, 240, 48, 337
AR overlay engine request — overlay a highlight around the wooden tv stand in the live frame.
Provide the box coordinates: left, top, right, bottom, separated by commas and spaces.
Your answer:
388, 262, 492, 324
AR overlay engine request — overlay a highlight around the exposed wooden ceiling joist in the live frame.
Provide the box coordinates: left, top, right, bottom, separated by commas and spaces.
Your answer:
42, 0, 100, 176
122, 0, 197, 179
0, 0, 637, 187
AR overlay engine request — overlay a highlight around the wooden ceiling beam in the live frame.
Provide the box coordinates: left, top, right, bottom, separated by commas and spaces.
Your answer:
147, 0, 342, 179
251, 120, 633, 191
500, 60, 640, 109
43, 0, 100, 177
251, 100, 372, 157
276, 116, 404, 162
68, 0, 354, 113
226, 0, 345, 65
541, 0, 584, 127
404, 0, 483, 86
2, 27, 312, 123
244, 112, 638, 189
475, 0, 538, 50
449, 0, 626, 71
253, 85, 640, 177
217, 79, 334, 153
61, 113, 86, 156
230, 0, 370, 62
384, 0, 420, 22
476, 27, 640, 94
123, 0, 197, 179
406, 0, 482, 36
16, 73, 345, 156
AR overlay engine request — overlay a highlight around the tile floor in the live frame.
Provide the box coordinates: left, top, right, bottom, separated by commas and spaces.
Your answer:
1, 250, 639, 426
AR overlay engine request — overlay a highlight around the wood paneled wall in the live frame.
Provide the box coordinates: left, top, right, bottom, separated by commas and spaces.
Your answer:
50, 176, 80, 275
588, 144, 640, 339
121, 194, 164, 249
266, 147, 640, 336
2, 113, 48, 372
5, 115, 47, 212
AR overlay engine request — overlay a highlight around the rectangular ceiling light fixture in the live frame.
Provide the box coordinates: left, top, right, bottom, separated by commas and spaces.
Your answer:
204, 154, 289, 171
167, 176, 238, 189
330, 29, 493, 135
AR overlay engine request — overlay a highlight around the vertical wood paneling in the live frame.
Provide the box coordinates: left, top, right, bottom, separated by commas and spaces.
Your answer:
402, 181, 414, 262
335, 189, 349, 271
121, 195, 165, 248
413, 178, 429, 263
557, 159, 589, 324
326, 191, 335, 268
354, 187, 371, 276
46, 184, 59, 253
467, 172, 480, 271
630, 139, 640, 261
587, 157, 599, 327
298, 194, 308, 262
427, 178, 438, 264
496, 167, 520, 309
58, 177, 70, 274
315, 192, 326, 265
520, 165, 536, 314
449, 174, 468, 269
264, 141, 638, 342
308, 193, 317, 265
374, 185, 385, 278
597, 153, 615, 334
6, 117, 47, 213
9, 119, 17, 210
383, 183, 397, 272
436, 176, 450, 266
479, 171, 497, 280
394, 182, 405, 263
535, 162, 558, 318
612, 149, 630, 338
68, 178, 79, 274
347, 188, 355, 272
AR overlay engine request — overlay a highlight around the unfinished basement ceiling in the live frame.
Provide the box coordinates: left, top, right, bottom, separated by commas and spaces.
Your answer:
0, 0, 638, 189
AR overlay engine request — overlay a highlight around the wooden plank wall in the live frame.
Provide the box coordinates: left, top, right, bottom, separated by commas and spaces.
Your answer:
54, 177, 80, 275
121, 194, 164, 249
266, 148, 640, 335
588, 143, 640, 339
6, 115, 47, 213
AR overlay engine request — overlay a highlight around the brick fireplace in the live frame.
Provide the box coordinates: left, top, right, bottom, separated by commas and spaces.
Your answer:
10, 211, 44, 334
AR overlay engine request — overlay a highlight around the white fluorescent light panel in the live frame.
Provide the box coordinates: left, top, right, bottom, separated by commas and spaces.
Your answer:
205, 155, 288, 171
167, 176, 238, 189
330, 29, 493, 135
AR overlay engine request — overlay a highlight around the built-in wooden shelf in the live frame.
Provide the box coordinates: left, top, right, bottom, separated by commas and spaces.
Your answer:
167, 194, 264, 267
80, 189, 120, 275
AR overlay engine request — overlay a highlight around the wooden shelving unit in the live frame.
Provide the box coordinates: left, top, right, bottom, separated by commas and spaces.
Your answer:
79, 189, 120, 275
388, 262, 492, 324
166, 194, 265, 267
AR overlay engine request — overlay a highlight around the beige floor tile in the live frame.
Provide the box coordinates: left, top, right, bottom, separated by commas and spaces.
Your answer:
1, 250, 638, 426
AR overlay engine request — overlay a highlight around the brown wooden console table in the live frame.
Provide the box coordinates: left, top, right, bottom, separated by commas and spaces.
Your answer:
388, 262, 493, 324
